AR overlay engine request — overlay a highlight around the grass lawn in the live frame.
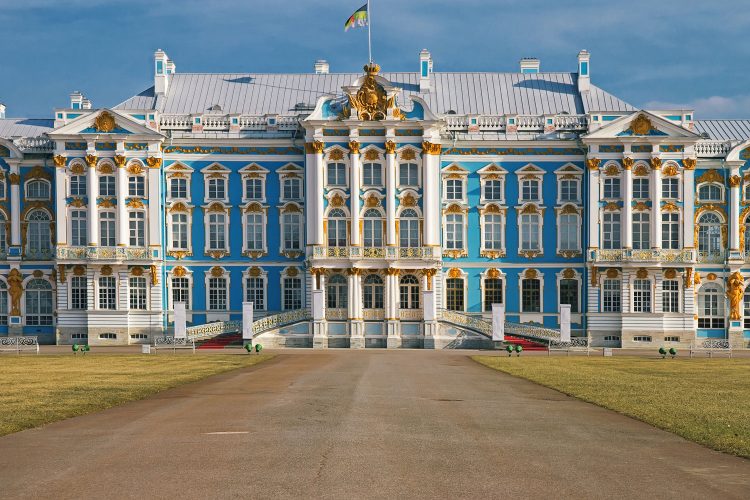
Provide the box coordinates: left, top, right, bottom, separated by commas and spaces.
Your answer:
473, 356, 750, 459
0, 354, 273, 437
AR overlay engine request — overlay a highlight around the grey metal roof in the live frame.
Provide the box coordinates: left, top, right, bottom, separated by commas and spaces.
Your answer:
694, 120, 750, 141
115, 72, 633, 116
0, 118, 55, 138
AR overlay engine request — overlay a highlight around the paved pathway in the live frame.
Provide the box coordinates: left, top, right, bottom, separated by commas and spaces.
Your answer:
1, 351, 748, 499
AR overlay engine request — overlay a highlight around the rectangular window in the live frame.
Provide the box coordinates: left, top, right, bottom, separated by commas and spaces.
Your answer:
446, 179, 463, 200
602, 212, 621, 249
283, 277, 302, 310
363, 163, 383, 186
100, 212, 116, 247
483, 279, 503, 311
602, 279, 621, 312
71, 276, 88, 310
245, 213, 264, 251
633, 279, 652, 313
559, 214, 579, 251
171, 277, 190, 309
521, 180, 540, 202
399, 163, 418, 187
282, 213, 302, 251
559, 179, 578, 202
208, 214, 227, 250
208, 277, 228, 310
207, 178, 226, 200
70, 175, 87, 196
445, 214, 464, 250
244, 178, 264, 200
662, 279, 679, 313
603, 178, 621, 199
98, 276, 117, 310
129, 212, 145, 247
521, 279, 541, 313
662, 178, 679, 199
171, 213, 188, 250
246, 277, 265, 311
632, 212, 650, 250
283, 178, 302, 200
483, 179, 504, 201
99, 175, 116, 197
483, 214, 504, 250
520, 214, 541, 251
446, 278, 464, 311
128, 176, 145, 197
560, 279, 579, 313
71, 210, 88, 246
129, 277, 148, 310
662, 213, 680, 250
633, 178, 650, 199
169, 178, 187, 199
327, 163, 346, 186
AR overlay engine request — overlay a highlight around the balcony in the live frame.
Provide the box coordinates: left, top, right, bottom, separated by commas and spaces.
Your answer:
311, 246, 441, 261
56, 246, 161, 263
591, 249, 695, 264
697, 250, 725, 264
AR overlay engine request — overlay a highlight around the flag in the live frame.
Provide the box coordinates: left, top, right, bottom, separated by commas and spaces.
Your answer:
345, 3, 368, 31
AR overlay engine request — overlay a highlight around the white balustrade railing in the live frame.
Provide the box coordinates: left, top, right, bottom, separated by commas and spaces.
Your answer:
437, 309, 561, 342
186, 321, 242, 340
312, 246, 441, 260
592, 249, 695, 263
694, 141, 732, 157
14, 137, 54, 152
56, 246, 157, 261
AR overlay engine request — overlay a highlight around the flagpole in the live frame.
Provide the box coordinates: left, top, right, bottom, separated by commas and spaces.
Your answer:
367, 0, 372, 62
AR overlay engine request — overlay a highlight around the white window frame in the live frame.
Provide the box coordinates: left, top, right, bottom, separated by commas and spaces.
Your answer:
632, 278, 652, 313
279, 208, 304, 253
243, 210, 267, 254
204, 209, 230, 253
480, 271, 505, 313
243, 271, 267, 312
480, 210, 506, 254
25, 179, 51, 200
281, 270, 304, 311
169, 272, 193, 311
557, 209, 581, 254
168, 211, 191, 252
697, 183, 724, 203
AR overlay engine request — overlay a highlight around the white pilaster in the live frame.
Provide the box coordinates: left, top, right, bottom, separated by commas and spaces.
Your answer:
651, 162, 662, 249
385, 140, 397, 246
116, 161, 128, 246
9, 163, 20, 246
622, 162, 633, 249
350, 140, 362, 246
87, 162, 99, 246
305, 147, 317, 247
683, 165, 695, 248
55, 163, 67, 246
729, 163, 742, 252
588, 160, 601, 249
314, 146, 325, 246
147, 163, 161, 247
422, 141, 441, 247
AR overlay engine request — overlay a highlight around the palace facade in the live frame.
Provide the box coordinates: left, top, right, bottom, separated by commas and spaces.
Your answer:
2, 49, 750, 348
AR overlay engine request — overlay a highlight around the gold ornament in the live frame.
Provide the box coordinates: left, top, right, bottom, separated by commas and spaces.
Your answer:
53, 155, 67, 168
73, 265, 86, 276
524, 269, 538, 279
94, 111, 117, 133
348, 141, 360, 154
650, 157, 662, 170
58, 264, 66, 283
729, 175, 741, 188
727, 272, 744, 320
305, 141, 325, 154
385, 140, 397, 154
85, 154, 98, 168
664, 269, 677, 279
210, 267, 224, 277
606, 268, 619, 279
683, 158, 697, 170
150, 265, 159, 285
447, 268, 462, 279
114, 155, 127, 168
131, 267, 144, 277
586, 158, 601, 171
345, 63, 403, 121
173, 266, 187, 278
401, 148, 417, 161
101, 265, 113, 276
622, 157, 634, 170
628, 114, 653, 135
328, 149, 345, 161
487, 268, 501, 279
636, 268, 648, 279
8, 269, 23, 316
146, 157, 162, 169
422, 141, 441, 155
562, 269, 576, 279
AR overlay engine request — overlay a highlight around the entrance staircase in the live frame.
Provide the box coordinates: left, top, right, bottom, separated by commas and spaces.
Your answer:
196, 332, 243, 350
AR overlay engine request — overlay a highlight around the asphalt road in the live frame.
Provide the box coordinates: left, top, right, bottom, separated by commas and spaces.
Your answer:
1, 351, 748, 499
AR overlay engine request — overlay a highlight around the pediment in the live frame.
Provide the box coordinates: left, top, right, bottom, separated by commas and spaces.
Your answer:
239, 163, 270, 174
554, 163, 583, 174
477, 163, 508, 175
584, 111, 700, 140
49, 109, 162, 138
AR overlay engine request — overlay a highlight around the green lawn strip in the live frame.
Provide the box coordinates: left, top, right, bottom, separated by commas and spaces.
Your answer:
0, 354, 274, 436
473, 356, 750, 459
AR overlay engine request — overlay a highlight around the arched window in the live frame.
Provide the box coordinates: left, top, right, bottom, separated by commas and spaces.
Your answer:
327, 208, 347, 247
446, 278, 464, 311
399, 208, 420, 248
25, 279, 53, 325
326, 274, 348, 309
363, 274, 384, 309
26, 180, 50, 200
0, 280, 7, 325
26, 210, 51, 255
399, 274, 420, 310
483, 278, 503, 311
698, 183, 722, 202
698, 213, 722, 255
698, 284, 725, 329
363, 208, 383, 247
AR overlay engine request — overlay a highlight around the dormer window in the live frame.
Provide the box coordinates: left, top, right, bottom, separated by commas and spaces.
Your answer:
698, 183, 722, 202
520, 179, 541, 202
603, 178, 621, 199
169, 178, 188, 199
207, 178, 226, 200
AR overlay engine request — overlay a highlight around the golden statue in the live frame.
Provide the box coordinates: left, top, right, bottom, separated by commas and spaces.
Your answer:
345, 63, 403, 121
8, 269, 23, 316
727, 272, 744, 321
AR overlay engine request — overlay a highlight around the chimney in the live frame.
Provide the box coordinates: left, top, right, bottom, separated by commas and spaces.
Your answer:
0, 103, 5, 119
154, 49, 171, 95
70, 91, 84, 110
577, 50, 590, 92
82, 98, 92, 109
419, 49, 433, 92
314, 60, 330, 74
520, 58, 540, 74
166, 59, 176, 75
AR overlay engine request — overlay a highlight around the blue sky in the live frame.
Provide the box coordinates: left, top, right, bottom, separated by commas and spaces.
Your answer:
1, 0, 748, 119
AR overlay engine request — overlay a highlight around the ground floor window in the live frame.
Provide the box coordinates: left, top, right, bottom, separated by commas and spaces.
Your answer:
363, 274, 384, 309
602, 279, 621, 312
172, 277, 190, 309
698, 284, 724, 329
521, 279, 541, 313
246, 276, 265, 311
559, 279, 579, 313
208, 277, 228, 311
446, 278, 464, 311
98, 276, 117, 310
129, 276, 148, 310
326, 275, 347, 309
662, 279, 680, 313
283, 277, 302, 311
632, 279, 652, 313
483, 278, 503, 312
399, 275, 420, 310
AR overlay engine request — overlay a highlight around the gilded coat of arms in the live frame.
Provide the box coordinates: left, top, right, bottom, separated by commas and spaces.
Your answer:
345, 63, 403, 121
94, 111, 117, 133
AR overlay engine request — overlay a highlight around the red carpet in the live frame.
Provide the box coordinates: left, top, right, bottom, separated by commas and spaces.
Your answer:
196, 333, 243, 350
503, 334, 548, 351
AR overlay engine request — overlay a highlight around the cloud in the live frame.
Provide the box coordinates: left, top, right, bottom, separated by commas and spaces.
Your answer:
643, 95, 750, 120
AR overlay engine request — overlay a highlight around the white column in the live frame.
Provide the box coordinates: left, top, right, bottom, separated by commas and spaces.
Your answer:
87, 162, 99, 246
347, 271, 358, 320
116, 162, 128, 246
385, 141, 397, 246
9, 164, 20, 246
305, 148, 316, 247
422, 142, 441, 247
314, 145, 325, 246
683, 164, 695, 248
422, 272, 437, 321
651, 162, 662, 249
55, 163, 67, 246
622, 162, 633, 249
147, 163, 161, 248
350, 142, 362, 246
385, 271, 398, 319
729, 164, 741, 252
587, 161, 601, 249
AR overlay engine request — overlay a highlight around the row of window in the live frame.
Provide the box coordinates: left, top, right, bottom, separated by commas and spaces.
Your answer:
326, 162, 420, 188
69, 210, 146, 247
67, 174, 145, 197
170, 276, 303, 312
443, 177, 581, 204
444, 277, 579, 314
168, 176, 303, 203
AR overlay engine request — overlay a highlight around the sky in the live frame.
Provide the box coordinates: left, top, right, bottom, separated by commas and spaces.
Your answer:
1, 0, 749, 120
